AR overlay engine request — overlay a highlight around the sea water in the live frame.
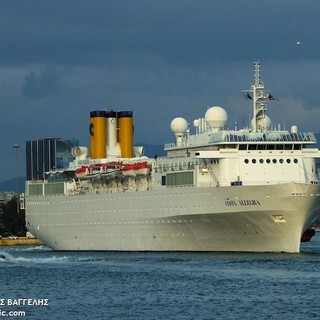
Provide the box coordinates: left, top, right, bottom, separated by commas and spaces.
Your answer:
0, 235, 320, 320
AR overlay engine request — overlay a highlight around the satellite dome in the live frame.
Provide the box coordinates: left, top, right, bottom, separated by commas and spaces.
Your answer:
251, 115, 271, 130
193, 119, 200, 127
171, 117, 188, 135
291, 125, 298, 134
204, 106, 228, 131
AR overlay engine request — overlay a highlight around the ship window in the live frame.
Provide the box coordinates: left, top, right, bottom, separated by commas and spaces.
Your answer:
279, 159, 284, 164
161, 175, 166, 186
284, 144, 292, 150
259, 159, 264, 164
166, 172, 194, 186
294, 159, 298, 163
188, 162, 194, 169
266, 159, 271, 164
28, 183, 43, 195
266, 145, 274, 150
294, 144, 301, 150
239, 145, 247, 150
244, 159, 249, 164
257, 145, 265, 150
273, 159, 277, 164
248, 145, 256, 150
44, 182, 64, 195
275, 145, 283, 150
252, 159, 256, 164
287, 159, 291, 164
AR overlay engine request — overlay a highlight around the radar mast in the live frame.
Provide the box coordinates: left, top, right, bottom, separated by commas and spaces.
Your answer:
246, 61, 270, 132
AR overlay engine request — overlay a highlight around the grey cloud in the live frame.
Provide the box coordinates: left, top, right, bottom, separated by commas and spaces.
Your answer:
0, 1, 319, 69
1, 0, 320, 182
22, 68, 63, 99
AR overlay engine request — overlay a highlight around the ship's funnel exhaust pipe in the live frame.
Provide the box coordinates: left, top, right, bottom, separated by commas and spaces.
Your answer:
90, 111, 107, 159
118, 111, 134, 158
106, 110, 119, 157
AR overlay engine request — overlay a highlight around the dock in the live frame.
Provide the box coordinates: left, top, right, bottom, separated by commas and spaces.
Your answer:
0, 237, 44, 246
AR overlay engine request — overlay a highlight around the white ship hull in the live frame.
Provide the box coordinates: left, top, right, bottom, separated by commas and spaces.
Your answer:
25, 182, 320, 252
25, 63, 320, 253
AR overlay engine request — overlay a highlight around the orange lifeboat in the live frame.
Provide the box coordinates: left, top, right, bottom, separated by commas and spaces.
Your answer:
121, 163, 136, 177
99, 162, 120, 179
135, 161, 150, 176
75, 165, 101, 179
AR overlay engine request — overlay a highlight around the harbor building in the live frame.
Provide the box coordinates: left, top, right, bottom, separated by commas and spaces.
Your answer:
26, 138, 79, 180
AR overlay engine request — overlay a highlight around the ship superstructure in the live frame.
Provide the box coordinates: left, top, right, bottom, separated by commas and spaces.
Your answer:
25, 62, 320, 252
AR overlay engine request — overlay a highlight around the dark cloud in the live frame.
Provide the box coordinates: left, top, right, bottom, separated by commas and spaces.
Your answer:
0, 1, 319, 68
0, 0, 320, 182
22, 68, 63, 99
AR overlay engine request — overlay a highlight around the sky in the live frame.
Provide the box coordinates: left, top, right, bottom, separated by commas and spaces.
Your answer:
1, 0, 320, 182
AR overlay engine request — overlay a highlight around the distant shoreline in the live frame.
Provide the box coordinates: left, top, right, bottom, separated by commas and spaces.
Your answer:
0, 237, 44, 246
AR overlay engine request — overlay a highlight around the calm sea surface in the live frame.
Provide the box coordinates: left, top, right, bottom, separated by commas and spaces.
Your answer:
1, 235, 320, 320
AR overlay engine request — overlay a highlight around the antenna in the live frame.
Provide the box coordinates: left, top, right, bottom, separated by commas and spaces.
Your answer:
254, 61, 261, 85
242, 62, 270, 133
251, 61, 268, 132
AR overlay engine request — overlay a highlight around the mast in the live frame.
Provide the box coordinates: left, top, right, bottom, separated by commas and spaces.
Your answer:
251, 61, 268, 132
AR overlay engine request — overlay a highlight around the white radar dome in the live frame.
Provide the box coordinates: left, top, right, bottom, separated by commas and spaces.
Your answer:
251, 115, 271, 130
204, 106, 228, 131
171, 117, 188, 135
193, 119, 200, 127
291, 125, 298, 134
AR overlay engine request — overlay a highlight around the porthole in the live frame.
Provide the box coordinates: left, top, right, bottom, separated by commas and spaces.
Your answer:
287, 159, 291, 164
272, 159, 277, 164
244, 159, 249, 164
294, 159, 298, 163
252, 159, 256, 164
279, 159, 284, 164
266, 159, 271, 164
259, 159, 264, 164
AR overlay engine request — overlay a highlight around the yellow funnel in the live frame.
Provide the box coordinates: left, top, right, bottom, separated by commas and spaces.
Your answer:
118, 111, 134, 158
90, 111, 107, 159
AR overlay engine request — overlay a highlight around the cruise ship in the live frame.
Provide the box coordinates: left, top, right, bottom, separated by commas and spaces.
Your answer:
25, 62, 320, 252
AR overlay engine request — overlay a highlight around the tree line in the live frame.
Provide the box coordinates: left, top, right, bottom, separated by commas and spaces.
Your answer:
0, 197, 26, 236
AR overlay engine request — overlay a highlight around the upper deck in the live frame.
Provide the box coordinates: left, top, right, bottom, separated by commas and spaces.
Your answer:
165, 61, 318, 156
165, 130, 317, 152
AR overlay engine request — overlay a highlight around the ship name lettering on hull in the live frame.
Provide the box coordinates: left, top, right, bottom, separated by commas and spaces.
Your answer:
225, 200, 261, 206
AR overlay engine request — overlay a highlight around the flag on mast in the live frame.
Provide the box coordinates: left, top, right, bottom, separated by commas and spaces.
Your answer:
267, 94, 279, 101
244, 93, 252, 100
